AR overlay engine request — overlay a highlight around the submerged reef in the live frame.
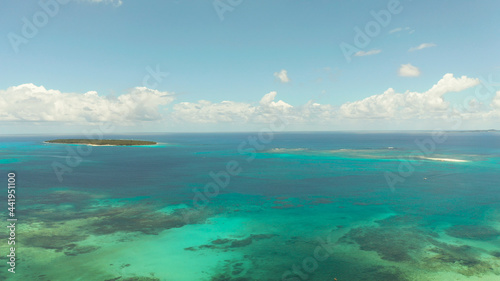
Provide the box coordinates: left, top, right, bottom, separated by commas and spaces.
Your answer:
23, 234, 99, 256
375, 215, 424, 227
339, 221, 499, 278
209, 275, 252, 281
340, 226, 422, 262
445, 225, 500, 240
24, 234, 88, 251
423, 243, 492, 276
104, 277, 160, 281
21, 203, 197, 253
186, 234, 278, 251
356, 266, 409, 281
13, 186, 500, 281
18, 188, 215, 281
88, 206, 188, 235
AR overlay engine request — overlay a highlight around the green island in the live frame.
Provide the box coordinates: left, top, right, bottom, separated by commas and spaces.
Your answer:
45, 139, 157, 146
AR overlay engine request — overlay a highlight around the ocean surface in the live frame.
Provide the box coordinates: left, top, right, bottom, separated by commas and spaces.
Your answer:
1, 132, 500, 281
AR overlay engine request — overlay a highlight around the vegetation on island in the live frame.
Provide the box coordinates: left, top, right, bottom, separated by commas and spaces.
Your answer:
45, 139, 157, 146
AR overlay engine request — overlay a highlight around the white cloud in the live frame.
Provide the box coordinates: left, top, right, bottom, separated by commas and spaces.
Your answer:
298, 101, 335, 121
172, 100, 256, 124
389, 27, 412, 34
259, 91, 292, 111
0, 84, 174, 123
389, 27, 402, 34
398, 63, 421, 77
354, 49, 382, 57
481, 91, 500, 122
339, 73, 480, 119
171, 74, 482, 125
274, 69, 290, 83
3, 74, 494, 131
172, 91, 295, 124
171, 90, 339, 126
491, 91, 500, 109
423, 73, 480, 97
80, 0, 123, 7
409, 43, 436, 52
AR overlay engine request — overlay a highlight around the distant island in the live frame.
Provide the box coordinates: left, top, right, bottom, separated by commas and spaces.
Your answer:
445, 129, 499, 133
45, 139, 157, 146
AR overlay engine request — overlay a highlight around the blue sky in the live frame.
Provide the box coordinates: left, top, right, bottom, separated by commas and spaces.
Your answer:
1, 0, 500, 133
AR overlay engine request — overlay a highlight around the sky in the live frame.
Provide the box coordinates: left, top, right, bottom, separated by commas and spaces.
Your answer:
1, 0, 500, 134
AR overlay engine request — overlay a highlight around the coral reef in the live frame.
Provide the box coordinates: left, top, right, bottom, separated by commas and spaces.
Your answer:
445, 225, 500, 240
340, 227, 423, 262
186, 234, 278, 251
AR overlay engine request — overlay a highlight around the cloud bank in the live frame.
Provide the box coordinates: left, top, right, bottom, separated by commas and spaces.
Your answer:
340, 74, 480, 119
0, 84, 174, 123
1, 73, 498, 130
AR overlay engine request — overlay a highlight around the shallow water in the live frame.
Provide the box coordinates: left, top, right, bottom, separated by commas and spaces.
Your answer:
1, 132, 500, 280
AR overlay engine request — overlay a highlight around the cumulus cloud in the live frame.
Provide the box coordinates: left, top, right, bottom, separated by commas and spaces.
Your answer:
409, 43, 436, 52
171, 90, 339, 126
172, 100, 256, 123
491, 91, 500, 109
259, 91, 292, 111
298, 101, 335, 121
172, 91, 295, 124
398, 63, 421, 77
0, 84, 174, 123
274, 69, 290, 83
172, 74, 481, 125
3, 74, 492, 130
339, 73, 480, 119
354, 49, 382, 57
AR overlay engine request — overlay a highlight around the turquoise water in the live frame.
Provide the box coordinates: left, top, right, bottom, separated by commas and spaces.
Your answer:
1, 132, 500, 280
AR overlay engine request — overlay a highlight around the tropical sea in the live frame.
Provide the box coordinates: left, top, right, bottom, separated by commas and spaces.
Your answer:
1, 132, 500, 281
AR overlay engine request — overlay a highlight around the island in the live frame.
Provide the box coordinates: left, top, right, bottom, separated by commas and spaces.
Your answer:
445, 129, 499, 133
45, 139, 157, 146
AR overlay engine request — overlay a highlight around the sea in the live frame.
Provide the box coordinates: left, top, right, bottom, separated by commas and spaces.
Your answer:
1, 132, 499, 281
